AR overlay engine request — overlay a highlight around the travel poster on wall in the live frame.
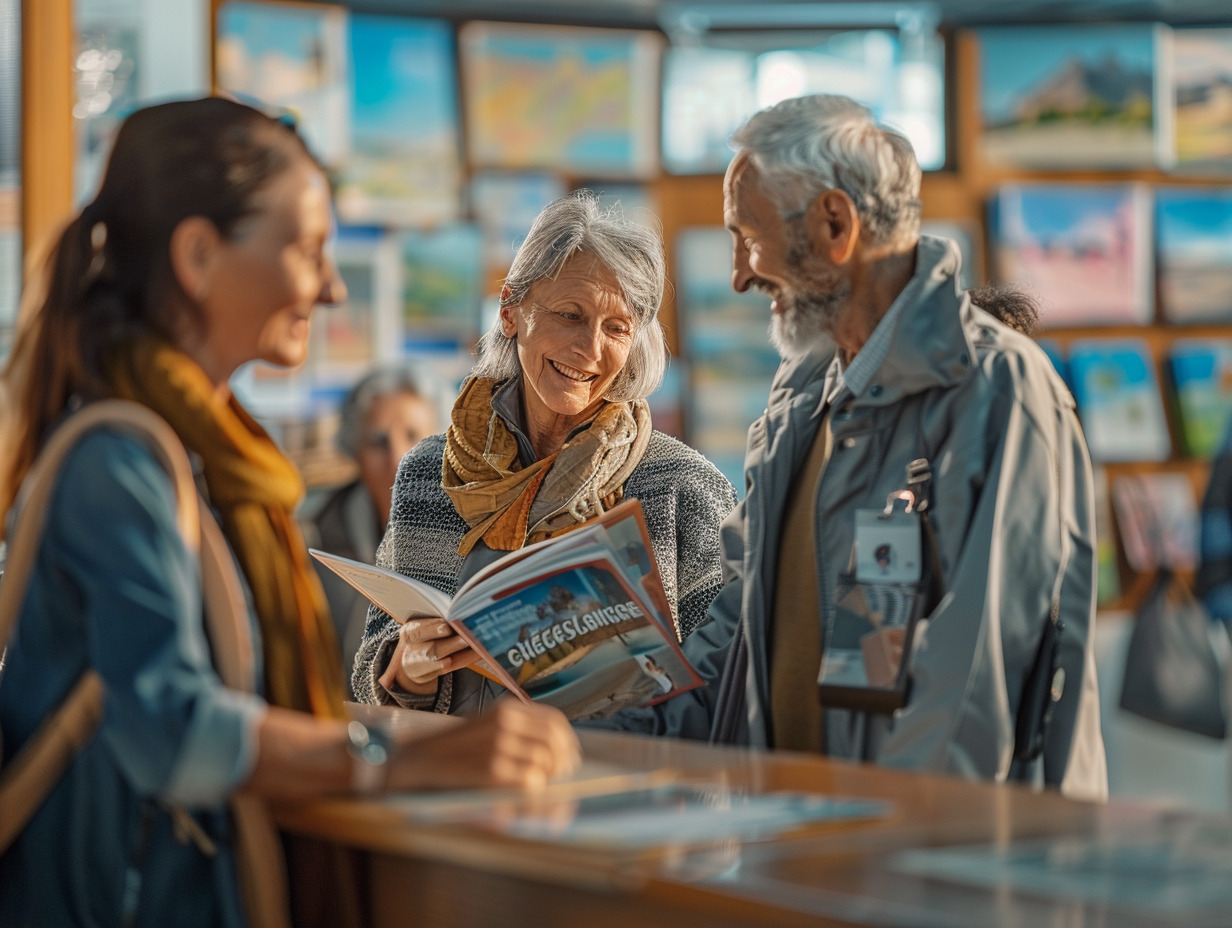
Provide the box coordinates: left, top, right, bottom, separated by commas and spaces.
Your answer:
1168, 339, 1232, 458
334, 14, 461, 227
399, 224, 484, 350
215, 1, 349, 168
1067, 339, 1170, 462
1156, 187, 1232, 324
1170, 28, 1232, 173
469, 172, 567, 271
460, 22, 661, 178
989, 184, 1153, 327
977, 24, 1173, 170
675, 227, 778, 492
660, 45, 757, 175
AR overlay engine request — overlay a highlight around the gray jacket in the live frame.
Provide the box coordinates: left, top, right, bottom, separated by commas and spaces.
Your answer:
613, 237, 1108, 802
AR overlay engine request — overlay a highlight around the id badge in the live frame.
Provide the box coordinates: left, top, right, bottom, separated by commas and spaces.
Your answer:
819, 493, 926, 713
854, 507, 921, 584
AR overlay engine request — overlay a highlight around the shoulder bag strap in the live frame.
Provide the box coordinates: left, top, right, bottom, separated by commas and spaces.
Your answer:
0, 400, 198, 853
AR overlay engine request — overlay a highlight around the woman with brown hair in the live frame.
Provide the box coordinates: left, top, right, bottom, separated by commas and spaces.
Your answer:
0, 97, 577, 928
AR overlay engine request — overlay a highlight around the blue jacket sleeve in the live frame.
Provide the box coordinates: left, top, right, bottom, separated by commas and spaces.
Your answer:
48, 430, 264, 807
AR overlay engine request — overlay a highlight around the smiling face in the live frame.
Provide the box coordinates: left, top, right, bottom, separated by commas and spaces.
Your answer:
500, 252, 635, 455
723, 154, 849, 358
194, 154, 345, 382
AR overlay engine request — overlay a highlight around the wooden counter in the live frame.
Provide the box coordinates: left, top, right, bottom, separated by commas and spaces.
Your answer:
271, 708, 1230, 928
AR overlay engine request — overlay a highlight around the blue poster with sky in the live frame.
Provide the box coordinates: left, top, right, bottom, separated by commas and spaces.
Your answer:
335, 14, 461, 226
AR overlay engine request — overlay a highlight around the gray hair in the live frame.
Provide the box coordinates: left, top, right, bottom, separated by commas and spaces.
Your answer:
335, 365, 443, 458
731, 94, 922, 248
473, 191, 668, 402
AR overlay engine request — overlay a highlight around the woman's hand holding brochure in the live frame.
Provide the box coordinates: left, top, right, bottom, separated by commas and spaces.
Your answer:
381, 618, 482, 694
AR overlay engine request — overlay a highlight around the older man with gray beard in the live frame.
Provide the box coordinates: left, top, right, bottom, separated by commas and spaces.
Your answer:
605, 93, 1107, 802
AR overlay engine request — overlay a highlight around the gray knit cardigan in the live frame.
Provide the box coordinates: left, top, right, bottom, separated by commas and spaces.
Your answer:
352, 430, 737, 709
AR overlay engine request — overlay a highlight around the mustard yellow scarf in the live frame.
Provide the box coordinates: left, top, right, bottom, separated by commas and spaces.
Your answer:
442, 377, 652, 556
111, 339, 345, 719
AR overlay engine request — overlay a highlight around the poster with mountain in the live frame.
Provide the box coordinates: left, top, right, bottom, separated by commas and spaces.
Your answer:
989, 183, 1154, 327
1156, 187, 1232, 324
1170, 27, 1232, 173
978, 24, 1173, 169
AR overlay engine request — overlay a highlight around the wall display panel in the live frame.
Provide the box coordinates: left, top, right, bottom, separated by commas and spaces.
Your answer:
978, 24, 1173, 170
1068, 338, 1171, 463
1168, 338, 1232, 458
1156, 187, 1232, 325
399, 224, 484, 351
1170, 28, 1232, 173
216, 1, 349, 167
675, 226, 777, 493
989, 183, 1154, 327
460, 22, 661, 178
469, 171, 566, 270
661, 29, 946, 175
335, 14, 461, 227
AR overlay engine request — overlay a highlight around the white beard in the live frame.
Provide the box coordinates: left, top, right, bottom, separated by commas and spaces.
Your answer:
768, 283, 849, 359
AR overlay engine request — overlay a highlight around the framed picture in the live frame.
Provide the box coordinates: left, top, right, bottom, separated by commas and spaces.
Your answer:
1168, 339, 1232, 457
1170, 28, 1232, 173
1156, 187, 1232, 324
460, 22, 661, 177
469, 172, 567, 270
661, 29, 946, 175
1068, 338, 1170, 463
315, 230, 401, 379
399, 224, 484, 351
989, 183, 1154, 327
216, 1, 349, 168
334, 14, 461, 227
978, 24, 1172, 169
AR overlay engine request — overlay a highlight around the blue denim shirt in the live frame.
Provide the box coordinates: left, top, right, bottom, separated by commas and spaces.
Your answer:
0, 428, 265, 928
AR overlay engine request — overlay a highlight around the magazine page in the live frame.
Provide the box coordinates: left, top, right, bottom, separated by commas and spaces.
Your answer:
450, 554, 702, 720
309, 548, 451, 620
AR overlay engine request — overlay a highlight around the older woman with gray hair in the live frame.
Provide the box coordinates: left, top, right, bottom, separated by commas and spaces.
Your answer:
353, 192, 736, 716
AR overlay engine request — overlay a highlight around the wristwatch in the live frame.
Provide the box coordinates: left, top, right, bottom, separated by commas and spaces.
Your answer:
346, 720, 390, 795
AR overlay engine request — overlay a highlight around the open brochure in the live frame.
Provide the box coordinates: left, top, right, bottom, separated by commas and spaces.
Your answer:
311, 499, 702, 720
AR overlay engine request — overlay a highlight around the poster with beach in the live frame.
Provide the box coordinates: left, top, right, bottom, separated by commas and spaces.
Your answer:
978, 24, 1172, 169
989, 183, 1154, 328
1156, 187, 1232, 324
334, 14, 461, 227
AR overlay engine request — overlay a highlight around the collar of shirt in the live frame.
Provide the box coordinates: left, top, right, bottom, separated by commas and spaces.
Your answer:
824, 296, 908, 408
489, 377, 598, 467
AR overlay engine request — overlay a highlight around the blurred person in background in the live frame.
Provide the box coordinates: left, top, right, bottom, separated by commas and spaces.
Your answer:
353, 192, 737, 716
0, 96, 577, 928
302, 365, 443, 693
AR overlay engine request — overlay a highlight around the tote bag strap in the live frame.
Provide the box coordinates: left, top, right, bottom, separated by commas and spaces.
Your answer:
0, 400, 198, 852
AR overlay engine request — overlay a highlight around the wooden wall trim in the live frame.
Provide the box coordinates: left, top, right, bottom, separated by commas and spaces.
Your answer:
20, 0, 73, 257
